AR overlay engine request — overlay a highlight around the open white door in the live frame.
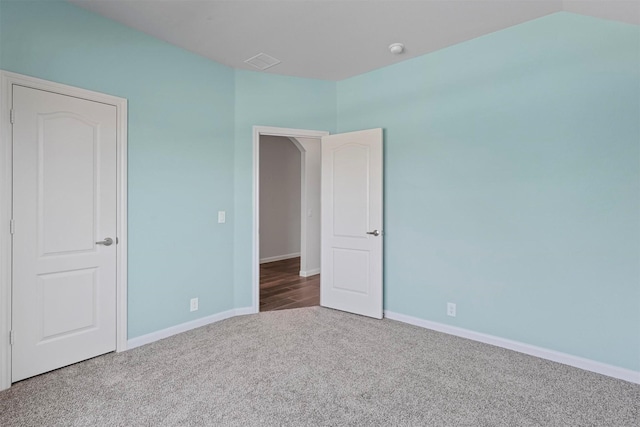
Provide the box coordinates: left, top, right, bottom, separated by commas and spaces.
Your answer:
321, 128, 383, 319
12, 85, 117, 381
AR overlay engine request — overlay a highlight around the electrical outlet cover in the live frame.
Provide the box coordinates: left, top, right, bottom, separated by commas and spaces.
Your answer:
447, 302, 456, 317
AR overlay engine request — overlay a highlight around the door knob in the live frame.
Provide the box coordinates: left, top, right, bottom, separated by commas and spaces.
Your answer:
96, 237, 114, 246
366, 230, 380, 237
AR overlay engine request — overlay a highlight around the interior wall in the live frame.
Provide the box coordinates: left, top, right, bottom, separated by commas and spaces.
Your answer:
259, 136, 301, 262
0, 0, 236, 339
337, 12, 640, 371
296, 137, 322, 276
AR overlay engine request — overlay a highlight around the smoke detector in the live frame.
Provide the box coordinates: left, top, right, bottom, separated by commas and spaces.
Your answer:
389, 43, 405, 54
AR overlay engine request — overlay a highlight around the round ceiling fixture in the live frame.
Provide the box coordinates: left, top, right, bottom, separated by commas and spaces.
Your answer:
389, 43, 405, 54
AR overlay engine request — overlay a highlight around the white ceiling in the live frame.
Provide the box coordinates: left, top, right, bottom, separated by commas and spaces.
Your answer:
70, 0, 640, 81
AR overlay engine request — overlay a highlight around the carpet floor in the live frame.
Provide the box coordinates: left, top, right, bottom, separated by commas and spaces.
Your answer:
1, 307, 638, 426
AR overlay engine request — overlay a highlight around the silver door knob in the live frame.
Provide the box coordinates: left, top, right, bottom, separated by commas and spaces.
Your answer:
96, 237, 113, 246
366, 230, 380, 236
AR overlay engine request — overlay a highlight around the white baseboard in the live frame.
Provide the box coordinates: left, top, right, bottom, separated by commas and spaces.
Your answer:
384, 310, 640, 385
259, 253, 300, 264
299, 268, 320, 277
127, 307, 254, 350
234, 306, 257, 316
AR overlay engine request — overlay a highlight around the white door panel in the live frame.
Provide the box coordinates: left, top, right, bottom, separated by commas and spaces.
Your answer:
12, 85, 117, 382
332, 144, 369, 237
321, 128, 383, 319
38, 112, 98, 255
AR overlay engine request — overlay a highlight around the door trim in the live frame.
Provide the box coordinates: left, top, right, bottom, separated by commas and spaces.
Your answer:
0, 70, 128, 391
252, 126, 328, 314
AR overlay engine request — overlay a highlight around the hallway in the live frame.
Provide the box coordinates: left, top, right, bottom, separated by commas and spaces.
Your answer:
260, 257, 320, 311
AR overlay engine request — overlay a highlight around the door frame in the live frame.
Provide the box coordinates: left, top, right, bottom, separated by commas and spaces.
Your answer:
0, 71, 128, 391
252, 126, 328, 313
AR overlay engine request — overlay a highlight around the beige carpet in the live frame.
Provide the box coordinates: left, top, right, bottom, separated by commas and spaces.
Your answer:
1, 307, 638, 426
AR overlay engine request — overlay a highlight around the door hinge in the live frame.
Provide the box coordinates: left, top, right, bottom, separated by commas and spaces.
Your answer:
9, 330, 14, 346
9, 109, 14, 124
9, 219, 14, 235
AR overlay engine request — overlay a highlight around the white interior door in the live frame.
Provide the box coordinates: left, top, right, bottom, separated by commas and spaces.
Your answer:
12, 85, 117, 382
321, 128, 383, 319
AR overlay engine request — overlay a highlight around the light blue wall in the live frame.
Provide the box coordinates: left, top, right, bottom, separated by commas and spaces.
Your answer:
337, 13, 640, 371
233, 70, 336, 307
0, 1, 236, 338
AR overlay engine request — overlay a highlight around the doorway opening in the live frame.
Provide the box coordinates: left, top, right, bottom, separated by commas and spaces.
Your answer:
252, 127, 328, 313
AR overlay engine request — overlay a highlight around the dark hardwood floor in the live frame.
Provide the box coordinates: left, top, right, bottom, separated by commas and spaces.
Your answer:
260, 257, 319, 311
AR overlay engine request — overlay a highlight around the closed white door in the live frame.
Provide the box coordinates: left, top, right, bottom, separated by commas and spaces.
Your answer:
321, 128, 383, 319
12, 85, 117, 382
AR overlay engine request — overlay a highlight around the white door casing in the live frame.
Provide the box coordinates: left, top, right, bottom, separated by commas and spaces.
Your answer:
321, 128, 383, 319
0, 71, 128, 390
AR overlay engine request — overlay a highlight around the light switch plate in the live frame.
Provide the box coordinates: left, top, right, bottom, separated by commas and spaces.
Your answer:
218, 211, 226, 223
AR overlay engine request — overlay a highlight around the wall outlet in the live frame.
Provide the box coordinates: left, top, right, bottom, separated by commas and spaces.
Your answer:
447, 302, 456, 317
218, 211, 226, 223
190, 297, 199, 312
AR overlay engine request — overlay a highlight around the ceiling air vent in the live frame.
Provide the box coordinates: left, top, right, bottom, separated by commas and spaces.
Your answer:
244, 53, 281, 70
